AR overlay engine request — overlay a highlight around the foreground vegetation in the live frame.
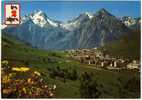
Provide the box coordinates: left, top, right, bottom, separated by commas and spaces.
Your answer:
2, 34, 140, 98
2, 60, 55, 98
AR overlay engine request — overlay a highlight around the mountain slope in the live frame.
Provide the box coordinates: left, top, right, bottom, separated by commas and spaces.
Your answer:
103, 30, 140, 59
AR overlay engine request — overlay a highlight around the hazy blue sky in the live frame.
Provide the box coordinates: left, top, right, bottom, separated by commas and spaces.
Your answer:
2, 1, 140, 22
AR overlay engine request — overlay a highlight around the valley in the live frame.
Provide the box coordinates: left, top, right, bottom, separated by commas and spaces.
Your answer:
1, 34, 140, 98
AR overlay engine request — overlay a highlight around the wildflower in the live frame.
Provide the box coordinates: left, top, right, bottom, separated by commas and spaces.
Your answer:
2, 60, 8, 65
40, 78, 43, 82
15, 79, 21, 82
2, 75, 10, 83
9, 73, 14, 77
2, 89, 12, 94
34, 71, 41, 76
20, 67, 30, 72
27, 78, 33, 84
49, 91, 54, 97
53, 84, 56, 90
50, 93, 54, 97
12, 67, 30, 72
22, 87, 26, 94
12, 67, 20, 72
27, 78, 31, 83
44, 85, 48, 88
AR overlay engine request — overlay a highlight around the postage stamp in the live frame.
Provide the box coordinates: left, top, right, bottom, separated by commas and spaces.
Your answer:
4, 3, 20, 25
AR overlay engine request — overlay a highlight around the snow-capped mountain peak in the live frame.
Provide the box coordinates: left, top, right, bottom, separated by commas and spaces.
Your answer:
96, 8, 112, 17
61, 12, 93, 30
98, 8, 109, 14
84, 12, 94, 19
30, 10, 48, 27
21, 9, 59, 28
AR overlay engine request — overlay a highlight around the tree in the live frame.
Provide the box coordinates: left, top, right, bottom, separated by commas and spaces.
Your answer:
79, 72, 101, 98
49, 67, 57, 79
124, 77, 140, 93
24, 61, 29, 66
57, 66, 60, 71
71, 69, 78, 80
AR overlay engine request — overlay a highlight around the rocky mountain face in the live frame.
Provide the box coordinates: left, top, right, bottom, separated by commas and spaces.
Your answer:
2, 8, 137, 50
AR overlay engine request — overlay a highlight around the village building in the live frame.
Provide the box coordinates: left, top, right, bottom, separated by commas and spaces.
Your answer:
127, 60, 140, 69
68, 48, 140, 71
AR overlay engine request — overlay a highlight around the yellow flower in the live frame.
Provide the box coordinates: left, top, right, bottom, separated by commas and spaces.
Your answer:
2, 75, 10, 83
12, 67, 30, 72
27, 78, 33, 84
8, 73, 15, 77
34, 71, 41, 76
2, 60, 8, 65
22, 87, 26, 94
12, 67, 21, 72
20, 67, 30, 72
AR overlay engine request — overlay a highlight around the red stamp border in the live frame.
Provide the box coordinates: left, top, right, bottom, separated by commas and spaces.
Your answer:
4, 3, 21, 25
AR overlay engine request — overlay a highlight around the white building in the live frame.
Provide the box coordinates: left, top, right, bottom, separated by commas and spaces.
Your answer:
127, 60, 140, 69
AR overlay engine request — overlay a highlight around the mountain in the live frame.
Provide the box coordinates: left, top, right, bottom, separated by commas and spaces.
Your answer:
64, 8, 131, 49
2, 8, 134, 50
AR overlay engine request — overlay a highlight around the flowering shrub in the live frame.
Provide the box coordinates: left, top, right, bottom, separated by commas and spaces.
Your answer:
12, 67, 30, 72
1, 60, 56, 98
34, 71, 41, 76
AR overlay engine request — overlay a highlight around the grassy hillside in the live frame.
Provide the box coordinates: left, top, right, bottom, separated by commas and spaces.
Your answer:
103, 30, 140, 59
2, 33, 140, 98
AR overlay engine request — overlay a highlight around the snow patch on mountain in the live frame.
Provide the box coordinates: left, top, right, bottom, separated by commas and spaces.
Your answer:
121, 16, 137, 27
46, 19, 58, 27
84, 12, 94, 19
61, 20, 80, 31
61, 12, 93, 31
30, 10, 47, 27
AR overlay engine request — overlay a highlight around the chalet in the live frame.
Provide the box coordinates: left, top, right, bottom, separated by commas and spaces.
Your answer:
127, 60, 140, 69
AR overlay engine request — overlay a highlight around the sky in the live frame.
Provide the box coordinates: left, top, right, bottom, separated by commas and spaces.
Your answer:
2, 1, 141, 22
